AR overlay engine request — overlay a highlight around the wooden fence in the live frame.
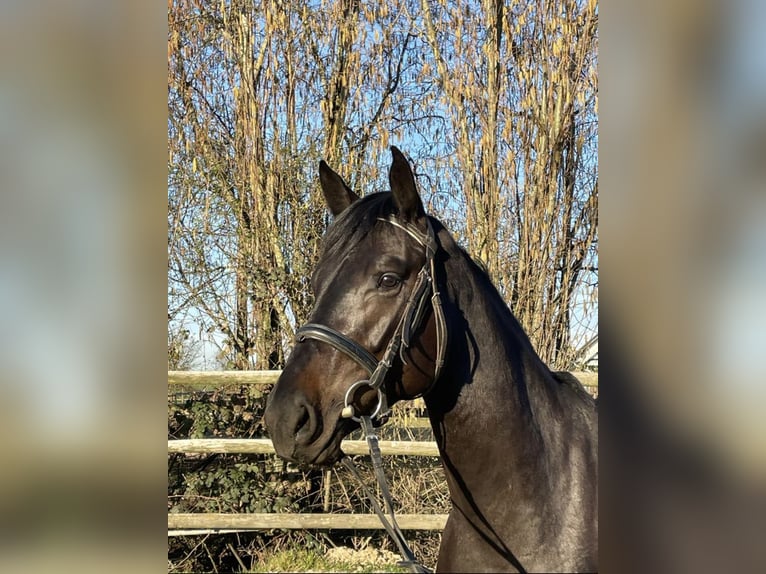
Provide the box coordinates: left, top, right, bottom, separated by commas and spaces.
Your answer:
168, 370, 597, 536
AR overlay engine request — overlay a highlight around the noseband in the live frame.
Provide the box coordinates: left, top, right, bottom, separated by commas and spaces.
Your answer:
295, 215, 447, 422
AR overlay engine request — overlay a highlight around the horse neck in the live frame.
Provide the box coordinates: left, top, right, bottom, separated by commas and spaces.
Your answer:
424, 250, 561, 512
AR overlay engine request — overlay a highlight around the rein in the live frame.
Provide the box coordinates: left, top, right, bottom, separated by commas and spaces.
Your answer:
341, 416, 431, 573
294, 215, 446, 573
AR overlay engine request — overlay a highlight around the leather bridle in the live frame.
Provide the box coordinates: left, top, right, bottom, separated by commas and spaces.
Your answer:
295, 215, 447, 423
292, 214, 446, 573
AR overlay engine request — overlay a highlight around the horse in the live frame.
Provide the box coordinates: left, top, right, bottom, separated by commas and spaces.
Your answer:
264, 147, 598, 573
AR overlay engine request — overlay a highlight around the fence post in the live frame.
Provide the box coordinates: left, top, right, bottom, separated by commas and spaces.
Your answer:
323, 469, 332, 512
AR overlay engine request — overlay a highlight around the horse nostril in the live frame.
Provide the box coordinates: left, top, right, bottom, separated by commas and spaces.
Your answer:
293, 402, 319, 445
294, 407, 309, 436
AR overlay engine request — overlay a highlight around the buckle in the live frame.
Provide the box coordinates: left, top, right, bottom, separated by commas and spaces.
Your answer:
341, 379, 388, 422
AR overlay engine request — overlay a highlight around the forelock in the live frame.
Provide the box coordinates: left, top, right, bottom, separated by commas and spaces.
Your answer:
321, 192, 396, 261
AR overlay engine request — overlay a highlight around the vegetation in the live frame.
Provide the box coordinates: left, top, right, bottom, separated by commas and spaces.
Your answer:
168, 0, 598, 371
249, 547, 408, 573
168, 385, 445, 572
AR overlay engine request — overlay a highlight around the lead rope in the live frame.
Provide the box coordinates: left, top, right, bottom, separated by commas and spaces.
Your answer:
341, 416, 432, 574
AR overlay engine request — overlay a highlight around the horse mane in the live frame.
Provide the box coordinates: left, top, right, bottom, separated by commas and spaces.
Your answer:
429, 219, 598, 407
433, 222, 544, 361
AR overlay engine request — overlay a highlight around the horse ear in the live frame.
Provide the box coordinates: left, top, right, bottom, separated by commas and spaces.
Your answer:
319, 160, 359, 216
389, 146, 425, 223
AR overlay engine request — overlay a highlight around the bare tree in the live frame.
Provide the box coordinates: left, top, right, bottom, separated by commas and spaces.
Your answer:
415, 0, 598, 366
168, 0, 423, 369
168, 0, 598, 370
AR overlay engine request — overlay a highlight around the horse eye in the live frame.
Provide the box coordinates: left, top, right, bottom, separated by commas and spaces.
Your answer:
378, 273, 402, 289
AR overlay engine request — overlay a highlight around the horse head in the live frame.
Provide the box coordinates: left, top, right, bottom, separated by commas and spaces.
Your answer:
265, 147, 443, 465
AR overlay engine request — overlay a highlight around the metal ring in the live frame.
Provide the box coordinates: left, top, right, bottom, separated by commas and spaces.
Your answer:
342, 380, 385, 422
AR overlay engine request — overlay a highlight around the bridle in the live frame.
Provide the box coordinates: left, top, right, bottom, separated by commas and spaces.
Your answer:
295, 215, 447, 423
292, 214, 447, 573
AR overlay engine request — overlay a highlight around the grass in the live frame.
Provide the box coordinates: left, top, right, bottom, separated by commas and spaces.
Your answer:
249, 548, 408, 573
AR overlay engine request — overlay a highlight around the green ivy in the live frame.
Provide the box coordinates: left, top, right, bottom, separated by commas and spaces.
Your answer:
168, 385, 327, 572
167, 384, 443, 572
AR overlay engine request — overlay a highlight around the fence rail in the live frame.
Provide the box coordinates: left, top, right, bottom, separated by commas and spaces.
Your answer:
169, 438, 440, 456
168, 513, 449, 536
168, 369, 597, 536
168, 370, 282, 386
168, 369, 598, 390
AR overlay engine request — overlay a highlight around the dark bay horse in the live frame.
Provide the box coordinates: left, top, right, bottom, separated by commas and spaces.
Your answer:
264, 147, 598, 572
